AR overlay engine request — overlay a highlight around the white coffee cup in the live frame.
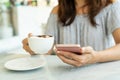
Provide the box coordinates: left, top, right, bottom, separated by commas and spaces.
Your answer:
28, 35, 54, 54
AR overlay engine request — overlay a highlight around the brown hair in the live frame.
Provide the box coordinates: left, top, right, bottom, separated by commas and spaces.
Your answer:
58, 0, 113, 26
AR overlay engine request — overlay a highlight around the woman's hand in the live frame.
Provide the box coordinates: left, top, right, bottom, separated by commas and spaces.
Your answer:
56, 46, 98, 67
22, 38, 35, 55
22, 33, 35, 55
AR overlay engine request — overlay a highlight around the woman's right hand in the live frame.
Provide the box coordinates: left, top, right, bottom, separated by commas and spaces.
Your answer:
22, 33, 35, 55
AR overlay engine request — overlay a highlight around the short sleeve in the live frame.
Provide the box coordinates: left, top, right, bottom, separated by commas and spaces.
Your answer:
107, 1, 120, 34
45, 13, 58, 44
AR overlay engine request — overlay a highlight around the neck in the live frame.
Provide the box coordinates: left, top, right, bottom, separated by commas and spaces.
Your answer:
75, 0, 86, 8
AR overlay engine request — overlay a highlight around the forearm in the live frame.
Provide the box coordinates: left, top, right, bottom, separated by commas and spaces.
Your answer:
95, 44, 120, 63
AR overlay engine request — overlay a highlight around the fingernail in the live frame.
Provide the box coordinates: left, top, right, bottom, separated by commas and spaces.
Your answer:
81, 47, 85, 53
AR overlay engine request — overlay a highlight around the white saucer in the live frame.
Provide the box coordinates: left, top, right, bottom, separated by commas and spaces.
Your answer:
4, 57, 46, 71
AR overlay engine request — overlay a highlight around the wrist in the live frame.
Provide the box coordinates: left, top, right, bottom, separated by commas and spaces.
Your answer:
92, 51, 100, 63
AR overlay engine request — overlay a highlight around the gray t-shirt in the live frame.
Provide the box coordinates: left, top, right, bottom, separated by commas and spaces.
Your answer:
45, 0, 120, 51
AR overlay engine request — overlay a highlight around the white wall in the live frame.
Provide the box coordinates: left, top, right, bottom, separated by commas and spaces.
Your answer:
12, 6, 52, 37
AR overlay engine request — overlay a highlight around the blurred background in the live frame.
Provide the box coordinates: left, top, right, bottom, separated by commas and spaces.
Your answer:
0, 0, 58, 53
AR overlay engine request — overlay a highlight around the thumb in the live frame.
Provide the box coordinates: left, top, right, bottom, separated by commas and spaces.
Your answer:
81, 46, 93, 54
28, 33, 33, 38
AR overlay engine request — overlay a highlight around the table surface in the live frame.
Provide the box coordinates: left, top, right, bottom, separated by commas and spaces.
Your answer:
0, 53, 120, 80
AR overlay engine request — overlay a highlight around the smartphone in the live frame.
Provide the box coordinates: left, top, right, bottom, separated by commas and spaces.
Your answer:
55, 44, 82, 55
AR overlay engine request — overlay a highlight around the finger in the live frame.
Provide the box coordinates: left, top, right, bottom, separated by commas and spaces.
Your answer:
81, 46, 93, 54
22, 38, 28, 45
22, 38, 29, 49
22, 38, 35, 55
23, 45, 35, 55
22, 38, 29, 48
28, 33, 33, 37
57, 54, 82, 67
57, 51, 81, 61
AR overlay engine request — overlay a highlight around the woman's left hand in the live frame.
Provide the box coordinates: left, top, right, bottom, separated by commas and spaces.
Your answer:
56, 46, 98, 67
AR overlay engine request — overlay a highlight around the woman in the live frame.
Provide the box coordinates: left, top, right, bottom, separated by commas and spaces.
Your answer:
22, 0, 120, 67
